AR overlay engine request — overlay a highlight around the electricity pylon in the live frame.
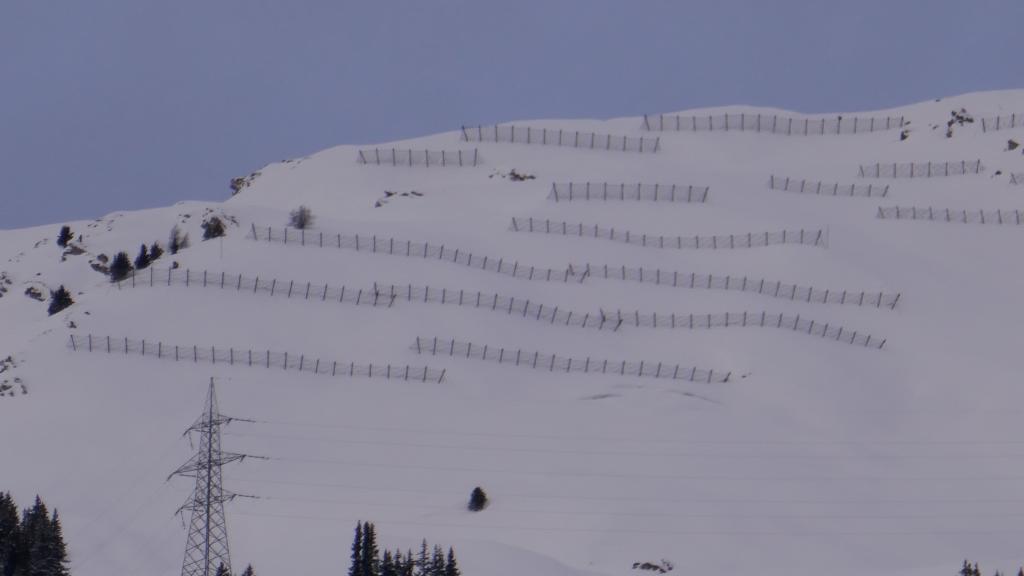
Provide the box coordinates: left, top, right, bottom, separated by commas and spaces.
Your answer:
170, 378, 255, 576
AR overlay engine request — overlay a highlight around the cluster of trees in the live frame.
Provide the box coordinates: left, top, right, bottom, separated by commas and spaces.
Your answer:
0, 493, 69, 576
348, 522, 459, 576
960, 560, 1024, 576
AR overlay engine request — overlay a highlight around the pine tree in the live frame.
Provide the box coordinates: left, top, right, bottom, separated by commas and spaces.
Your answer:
215, 562, 230, 576
0, 493, 19, 576
134, 244, 150, 270
240, 565, 254, 576
348, 522, 363, 576
380, 550, 396, 576
149, 242, 164, 262
16, 497, 47, 576
443, 547, 459, 576
467, 487, 488, 512
47, 286, 73, 316
56, 226, 73, 248
430, 545, 445, 576
404, 549, 415, 576
415, 540, 428, 576
108, 251, 133, 282
360, 522, 379, 576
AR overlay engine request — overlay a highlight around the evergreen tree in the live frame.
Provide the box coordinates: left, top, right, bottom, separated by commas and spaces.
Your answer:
443, 547, 459, 576
149, 242, 164, 262
240, 565, 254, 576
215, 562, 230, 576
134, 244, 150, 270
0, 493, 19, 576
56, 227, 73, 248
467, 487, 488, 512
202, 217, 226, 240
430, 545, 445, 576
108, 251, 133, 282
47, 286, 73, 316
348, 522, 363, 576
360, 522, 378, 576
415, 540, 428, 576
404, 549, 415, 576
380, 550, 396, 576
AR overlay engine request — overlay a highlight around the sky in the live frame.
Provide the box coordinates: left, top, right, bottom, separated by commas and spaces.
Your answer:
1, 0, 1022, 229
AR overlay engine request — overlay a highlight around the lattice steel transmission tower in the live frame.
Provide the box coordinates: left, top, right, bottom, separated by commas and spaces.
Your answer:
169, 378, 255, 576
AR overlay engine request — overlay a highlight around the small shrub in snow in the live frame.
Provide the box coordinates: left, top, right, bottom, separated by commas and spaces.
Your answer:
201, 216, 226, 240
48, 285, 73, 315
56, 225, 73, 247
467, 486, 488, 511
109, 251, 133, 282
149, 241, 164, 261
169, 225, 189, 254
289, 205, 314, 229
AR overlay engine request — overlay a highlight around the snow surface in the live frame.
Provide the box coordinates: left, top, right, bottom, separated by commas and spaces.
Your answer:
3, 91, 1024, 576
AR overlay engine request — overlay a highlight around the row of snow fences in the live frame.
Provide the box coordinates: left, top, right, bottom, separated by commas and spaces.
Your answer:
67, 334, 447, 383
114, 267, 885, 348
508, 218, 827, 250
858, 160, 983, 179
876, 206, 1024, 226
460, 124, 660, 154
567, 263, 900, 310
249, 224, 576, 282
768, 176, 889, 198
642, 113, 904, 135
357, 148, 480, 167
980, 113, 1023, 133
549, 182, 709, 203
414, 337, 731, 384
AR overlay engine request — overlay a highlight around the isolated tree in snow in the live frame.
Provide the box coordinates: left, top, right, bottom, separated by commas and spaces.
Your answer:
289, 205, 314, 229
467, 487, 488, 512
202, 216, 226, 240
149, 241, 164, 262
47, 286, 73, 316
134, 244, 151, 270
348, 522, 364, 576
56, 226, 73, 248
108, 251, 133, 282
169, 225, 189, 254
240, 564, 255, 576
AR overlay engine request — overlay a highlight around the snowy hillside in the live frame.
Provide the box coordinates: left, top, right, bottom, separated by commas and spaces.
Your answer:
3, 90, 1024, 576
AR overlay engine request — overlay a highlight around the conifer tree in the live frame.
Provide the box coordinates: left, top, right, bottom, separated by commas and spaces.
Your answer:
47, 286, 73, 316
134, 244, 150, 270
444, 547, 459, 576
349, 522, 363, 576
467, 487, 488, 512
360, 522, 378, 576
0, 492, 19, 576
415, 540, 428, 576
149, 242, 164, 262
215, 562, 230, 576
240, 565, 254, 576
169, 225, 189, 255
108, 251, 133, 282
380, 550, 396, 576
430, 545, 445, 576
56, 227, 73, 248
202, 216, 226, 240
404, 549, 415, 576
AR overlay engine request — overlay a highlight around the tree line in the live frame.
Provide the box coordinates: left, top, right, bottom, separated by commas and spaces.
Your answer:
349, 522, 460, 576
0, 493, 69, 576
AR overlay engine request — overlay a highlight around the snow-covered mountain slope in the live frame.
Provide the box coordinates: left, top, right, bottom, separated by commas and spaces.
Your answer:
3, 90, 1024, 576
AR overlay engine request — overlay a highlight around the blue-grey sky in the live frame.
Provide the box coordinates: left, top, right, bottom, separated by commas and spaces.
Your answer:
2, 0, 1022, 229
